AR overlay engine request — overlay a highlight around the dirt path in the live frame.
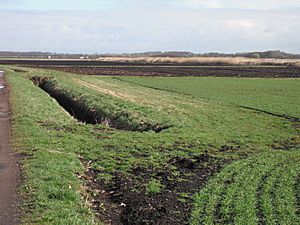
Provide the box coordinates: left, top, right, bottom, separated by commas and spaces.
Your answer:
72, 78, 136, 102
0, 70, 20, 224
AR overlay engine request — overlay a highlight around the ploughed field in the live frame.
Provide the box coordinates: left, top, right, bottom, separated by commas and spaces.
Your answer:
2, 65, 300, 224
1, 59, 300, 78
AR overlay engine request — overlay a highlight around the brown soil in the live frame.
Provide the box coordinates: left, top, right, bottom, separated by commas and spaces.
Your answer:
82, 153, 229, 225
45, 66, 300, 78
256, 173, 271, 225
1, 59, 300, 78
0, 71, 21, 224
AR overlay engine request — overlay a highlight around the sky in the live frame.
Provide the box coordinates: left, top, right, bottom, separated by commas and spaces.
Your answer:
0, 0, 300, 54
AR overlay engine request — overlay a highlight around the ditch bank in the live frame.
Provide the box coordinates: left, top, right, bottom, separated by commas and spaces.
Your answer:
31, 76, 169, 132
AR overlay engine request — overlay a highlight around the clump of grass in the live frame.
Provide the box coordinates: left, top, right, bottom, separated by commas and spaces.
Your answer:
146, 179, 164, 195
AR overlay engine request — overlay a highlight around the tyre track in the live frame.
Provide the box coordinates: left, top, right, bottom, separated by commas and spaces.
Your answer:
0, 70, 20, 225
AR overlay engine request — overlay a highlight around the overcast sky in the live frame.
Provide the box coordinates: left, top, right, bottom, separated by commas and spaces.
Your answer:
0, 0, 300, 54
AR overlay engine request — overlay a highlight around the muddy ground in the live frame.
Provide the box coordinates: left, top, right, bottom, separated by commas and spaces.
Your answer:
39, 65, 300, 78
1, 59, 300, 78
0, 71, 20, 225
82, 151, 233, 225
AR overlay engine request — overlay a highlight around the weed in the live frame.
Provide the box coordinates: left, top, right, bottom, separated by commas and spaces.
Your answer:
146, 179, 164, 195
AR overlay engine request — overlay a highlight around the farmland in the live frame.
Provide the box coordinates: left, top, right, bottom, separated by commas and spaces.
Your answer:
1, 64, 299, 224
1, 59, 300, 78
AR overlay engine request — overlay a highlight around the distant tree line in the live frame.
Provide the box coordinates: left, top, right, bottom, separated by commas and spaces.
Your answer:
0, 50, 300, 59
0, 51, 98, 59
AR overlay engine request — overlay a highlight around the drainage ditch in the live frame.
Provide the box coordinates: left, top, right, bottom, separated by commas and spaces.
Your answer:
31, 76, 170, 132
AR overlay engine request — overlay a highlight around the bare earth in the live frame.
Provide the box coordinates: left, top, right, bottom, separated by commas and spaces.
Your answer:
0, 71, 20, 225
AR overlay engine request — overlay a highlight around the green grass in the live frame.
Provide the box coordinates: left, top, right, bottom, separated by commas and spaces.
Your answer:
7, 68, 98, 224
2, 65, 299, 224
146, 179, 164, 195
117, 76, 300, 118
190, 150, 300, 225
32, 77, 172, 132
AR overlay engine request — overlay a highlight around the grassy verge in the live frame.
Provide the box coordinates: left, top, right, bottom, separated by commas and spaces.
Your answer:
7, 68, 98, 224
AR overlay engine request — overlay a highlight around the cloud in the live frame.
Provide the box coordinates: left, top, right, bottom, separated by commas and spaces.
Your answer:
0, 0, 21, 4
0, 0, 19, 2
1, 0, 300, 11
0, 0, 120, 10
0, 6, 300, 53
175, 0, 300, 10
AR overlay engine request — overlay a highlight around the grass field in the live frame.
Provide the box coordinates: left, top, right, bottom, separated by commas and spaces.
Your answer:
2, 65, 300, 224
117, 76, 300, 118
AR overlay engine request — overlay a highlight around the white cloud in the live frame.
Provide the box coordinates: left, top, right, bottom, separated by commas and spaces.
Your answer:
1, 0, 300, 11
174, 0, 224, 8
175, 0, 300, 10
0, 6, 300, 53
